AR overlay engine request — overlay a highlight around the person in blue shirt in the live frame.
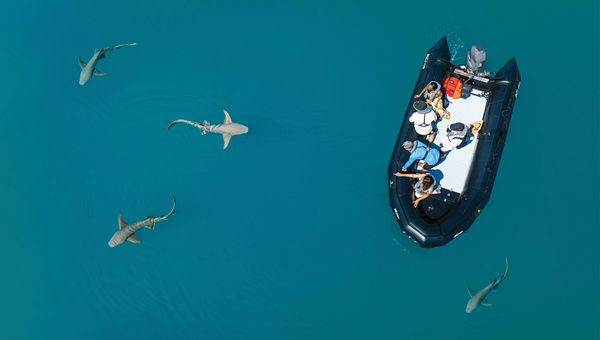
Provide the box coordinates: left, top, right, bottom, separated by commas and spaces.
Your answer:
400, 140, 440, 172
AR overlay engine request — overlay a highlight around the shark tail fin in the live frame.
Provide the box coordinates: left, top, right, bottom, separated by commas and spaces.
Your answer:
156, 195, 176, 221
164, 195, 176, 219
501, 257, 509, 281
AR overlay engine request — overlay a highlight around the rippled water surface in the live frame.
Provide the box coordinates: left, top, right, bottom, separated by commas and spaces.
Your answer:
0, 1, 598, 339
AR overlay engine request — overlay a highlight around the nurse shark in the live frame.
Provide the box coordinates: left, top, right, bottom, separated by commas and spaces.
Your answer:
465, 257, 509, 313
167, 110, 248, 149
108, 195, 176, 248
78, 43, 136, 85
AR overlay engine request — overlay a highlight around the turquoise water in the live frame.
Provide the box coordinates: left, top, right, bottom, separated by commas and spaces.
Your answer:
0, 0, 598, 339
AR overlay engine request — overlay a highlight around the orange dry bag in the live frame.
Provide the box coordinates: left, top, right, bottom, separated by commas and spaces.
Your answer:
443, 76, 463, 99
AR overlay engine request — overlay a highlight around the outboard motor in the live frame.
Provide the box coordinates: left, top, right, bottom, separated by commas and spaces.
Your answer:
466, 45, 486, 73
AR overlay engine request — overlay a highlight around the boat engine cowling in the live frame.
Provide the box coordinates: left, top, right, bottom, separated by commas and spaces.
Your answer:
466, 45, 486, 73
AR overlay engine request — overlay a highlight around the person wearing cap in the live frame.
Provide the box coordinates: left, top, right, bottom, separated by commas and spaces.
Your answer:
409, 100, 438, 143
440, 122, 470, 153
439, 120, 484, 155
400, 140, 441, 172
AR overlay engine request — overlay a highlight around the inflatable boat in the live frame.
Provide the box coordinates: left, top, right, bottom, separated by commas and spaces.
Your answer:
388, 37, 520, 248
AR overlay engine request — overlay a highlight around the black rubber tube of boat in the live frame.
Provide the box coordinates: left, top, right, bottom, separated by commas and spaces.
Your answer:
387, 36, 520, 248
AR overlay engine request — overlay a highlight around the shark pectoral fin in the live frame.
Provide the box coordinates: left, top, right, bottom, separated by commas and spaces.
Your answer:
223, 110, 233, 124
93, 68, 105, 76
222, 133, 232, 149
78, 57, 87, 69
118, 214, 128, 230
467, 284, 476, 297
482, 302, 493, 307
127, 233, 141, 244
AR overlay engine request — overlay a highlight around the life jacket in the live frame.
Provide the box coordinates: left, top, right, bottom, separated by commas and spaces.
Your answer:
417, 111, 433, 128
443, 76, 463, 99
424, 81, 441, 102
446, 122, 469, 142
412, 142, 439, 165
414, 174, 441, 198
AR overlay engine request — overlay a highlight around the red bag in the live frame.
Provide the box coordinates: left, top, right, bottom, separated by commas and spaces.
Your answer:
443, 77, 463, 99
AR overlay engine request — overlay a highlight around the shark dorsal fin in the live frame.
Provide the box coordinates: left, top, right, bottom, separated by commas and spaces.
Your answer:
223, 110, 233, 124
118, 214, 128, 230
222, 133, 232, 149
127, 233, 141, 243
78, 57, 87, 69
467, 284, 476, 297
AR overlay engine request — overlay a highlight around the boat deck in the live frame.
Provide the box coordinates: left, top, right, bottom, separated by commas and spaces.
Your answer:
428, 90, 488, 193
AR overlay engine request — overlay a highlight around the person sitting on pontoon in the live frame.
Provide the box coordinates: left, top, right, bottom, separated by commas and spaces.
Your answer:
409, 100, 438, 143
400, 140, 440, 172
393, 171, 441, 207
414, 81, 450, 118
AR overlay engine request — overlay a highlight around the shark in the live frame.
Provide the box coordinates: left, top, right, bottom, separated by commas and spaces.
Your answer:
465, 257, 509, 313
78, 43, 136, 85
108, 195, 176, 248
167, 110, 248, 149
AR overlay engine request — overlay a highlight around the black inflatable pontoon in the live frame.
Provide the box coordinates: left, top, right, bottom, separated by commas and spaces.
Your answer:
388, 37, 520, 248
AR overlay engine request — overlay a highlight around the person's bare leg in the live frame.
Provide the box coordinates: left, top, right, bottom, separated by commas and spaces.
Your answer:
427, 132, 435, 143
